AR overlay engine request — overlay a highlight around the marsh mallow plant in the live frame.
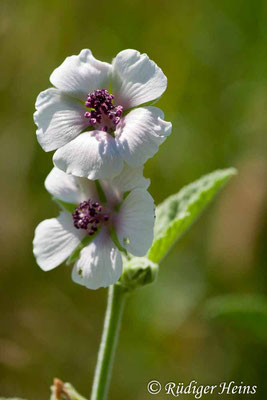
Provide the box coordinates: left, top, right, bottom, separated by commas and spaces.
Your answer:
2, 49, 237, 400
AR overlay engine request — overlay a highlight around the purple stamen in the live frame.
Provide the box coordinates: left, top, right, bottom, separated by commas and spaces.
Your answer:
84, 89, 123, 133
72, 199, 110, 236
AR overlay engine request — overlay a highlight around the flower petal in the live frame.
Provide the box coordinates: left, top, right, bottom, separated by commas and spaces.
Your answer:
111, 165, 150, 192
72, 229, 122, 290
100, 165, 150, 204
112, 49, 167, 109
34, 88, 88, 151
115, 189, 155, 257
116, 106, 172, 166
45, 167, 98, 204
53, 131, 124, 180
33, 212, 85, 271
50, 49, 111, 100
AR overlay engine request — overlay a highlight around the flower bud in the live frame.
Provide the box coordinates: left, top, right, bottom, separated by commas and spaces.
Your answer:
118, 256, 158, 291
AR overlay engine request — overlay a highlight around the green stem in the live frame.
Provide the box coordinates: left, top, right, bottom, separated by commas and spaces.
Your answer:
90, 284, 128, 400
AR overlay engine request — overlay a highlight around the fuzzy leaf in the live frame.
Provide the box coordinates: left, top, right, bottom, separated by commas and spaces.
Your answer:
148, 168, 237, 263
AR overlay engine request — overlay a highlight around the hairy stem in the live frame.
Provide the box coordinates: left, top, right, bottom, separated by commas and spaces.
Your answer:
90, 284, 127, 400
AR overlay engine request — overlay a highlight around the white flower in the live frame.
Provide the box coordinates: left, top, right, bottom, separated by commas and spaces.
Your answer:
34, 49, 172, 180
33, 166, 155, 290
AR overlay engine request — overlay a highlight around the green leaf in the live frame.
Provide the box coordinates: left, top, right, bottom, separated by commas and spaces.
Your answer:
0, 398, 27, 400
148, 168, 237, 263
203, 295, 267, 342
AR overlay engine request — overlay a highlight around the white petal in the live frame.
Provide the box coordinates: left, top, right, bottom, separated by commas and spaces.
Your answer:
53, 131, 124, 180
115, 189, 155, 257
100, 165, 150, 204
111, 165, 150, 192
112, 49, 167, 109
33, 212, 85, 271
72, 229, 122, 290
45, 167, 98, 204
34, 88, 88, 151
116, 106, 172, 166
50, 49, 111, 100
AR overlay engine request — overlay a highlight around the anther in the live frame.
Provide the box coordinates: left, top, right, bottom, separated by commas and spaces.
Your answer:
72, 199, 110, 236
84, 89, 123, 133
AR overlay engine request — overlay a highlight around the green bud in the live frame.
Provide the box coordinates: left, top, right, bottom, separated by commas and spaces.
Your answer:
118, 255, 159, 292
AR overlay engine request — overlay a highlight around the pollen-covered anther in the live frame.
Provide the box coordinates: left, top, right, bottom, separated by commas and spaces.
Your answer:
84, 89, 123, 132
72, 199, 109, 235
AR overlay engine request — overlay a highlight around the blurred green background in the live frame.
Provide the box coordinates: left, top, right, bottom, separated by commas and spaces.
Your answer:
1, 0, 267, 398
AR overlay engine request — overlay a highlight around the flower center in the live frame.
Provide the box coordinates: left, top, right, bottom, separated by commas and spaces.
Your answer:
72, 199, 109, 236
84, 89, 123, 133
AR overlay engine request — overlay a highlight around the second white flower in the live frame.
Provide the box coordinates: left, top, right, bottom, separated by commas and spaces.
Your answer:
33, 165, 155, 290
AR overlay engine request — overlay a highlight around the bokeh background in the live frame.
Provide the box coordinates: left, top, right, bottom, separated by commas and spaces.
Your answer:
1, 0, 267, 399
